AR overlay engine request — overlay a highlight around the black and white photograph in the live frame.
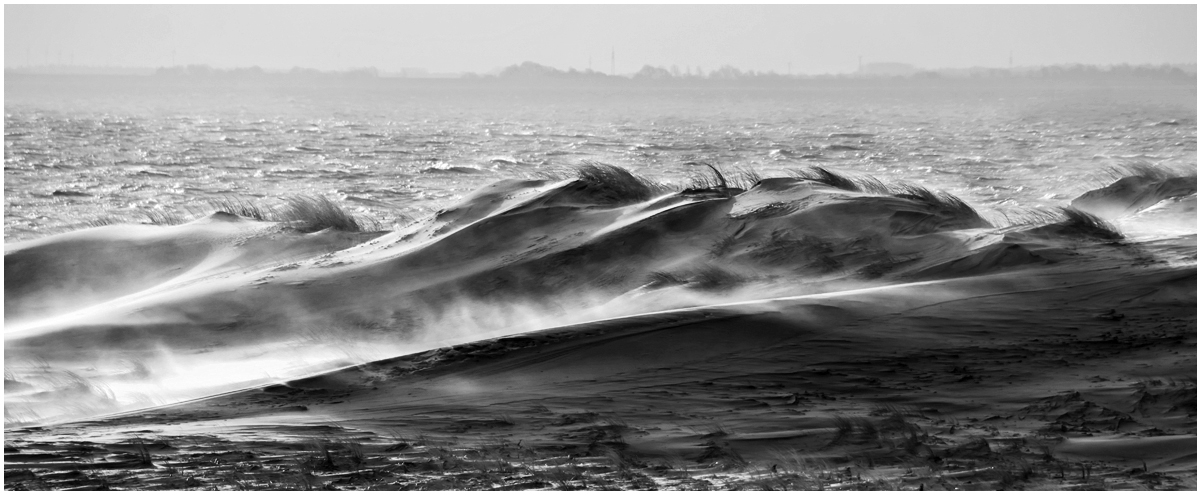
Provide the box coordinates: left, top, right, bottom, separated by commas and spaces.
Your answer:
3, 4, 1197, 490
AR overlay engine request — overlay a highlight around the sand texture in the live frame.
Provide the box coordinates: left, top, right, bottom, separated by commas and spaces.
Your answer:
5, 165, 1196, 490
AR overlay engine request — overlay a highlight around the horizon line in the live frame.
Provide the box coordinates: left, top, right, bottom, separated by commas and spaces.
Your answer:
5, 60, 1199, 77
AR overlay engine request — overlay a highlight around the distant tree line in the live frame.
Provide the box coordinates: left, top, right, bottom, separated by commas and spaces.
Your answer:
464, 61, 611, 80
481, 61, 795, 81
483, 61, 1196, 82
140, 61, 1195, 82
154, 65, 380, 79
1033, 63, 1195, 80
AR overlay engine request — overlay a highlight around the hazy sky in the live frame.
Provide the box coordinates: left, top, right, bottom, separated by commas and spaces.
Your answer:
6, 4, 1196, 74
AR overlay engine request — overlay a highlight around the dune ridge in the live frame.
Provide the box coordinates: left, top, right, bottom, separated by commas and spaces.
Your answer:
4, 164, 1189, 424
4, 163, 1195, 490
1071, 163, 1196, 220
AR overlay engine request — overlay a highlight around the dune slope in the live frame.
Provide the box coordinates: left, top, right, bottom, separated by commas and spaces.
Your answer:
5, 258, 1194, 490
4, 165, 1196, 490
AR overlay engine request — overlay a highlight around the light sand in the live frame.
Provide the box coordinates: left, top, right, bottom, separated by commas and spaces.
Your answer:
4, 166, 1195, 490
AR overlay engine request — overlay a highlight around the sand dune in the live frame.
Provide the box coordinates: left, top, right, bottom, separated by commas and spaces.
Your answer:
4, 165, 1196, 490
1071, 164, 1196, 220
5, 214, 380, 325
5, 168, 1138, 400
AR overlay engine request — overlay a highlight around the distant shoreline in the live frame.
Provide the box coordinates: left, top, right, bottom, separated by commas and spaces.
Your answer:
6, 60, 1196, 86
6, 71, 1196, 91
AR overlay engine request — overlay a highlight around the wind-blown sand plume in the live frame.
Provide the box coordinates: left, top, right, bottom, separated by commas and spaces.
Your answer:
1071, 163, 1197, 220
4, 165, 1196, 490
1066, 163, 1197, 241
5, 212, 381, 324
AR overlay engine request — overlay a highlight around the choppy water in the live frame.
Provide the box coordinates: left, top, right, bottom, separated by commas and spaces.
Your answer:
5, 76, 1197, 241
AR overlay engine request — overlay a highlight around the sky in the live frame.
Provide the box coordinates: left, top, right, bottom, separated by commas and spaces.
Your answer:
5, 4, 1197, 75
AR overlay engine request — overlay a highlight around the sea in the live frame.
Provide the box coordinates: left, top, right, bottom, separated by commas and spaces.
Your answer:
4, 75, 1197, 242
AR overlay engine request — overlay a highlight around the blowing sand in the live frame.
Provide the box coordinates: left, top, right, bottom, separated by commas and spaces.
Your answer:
4, 165, 1196, 490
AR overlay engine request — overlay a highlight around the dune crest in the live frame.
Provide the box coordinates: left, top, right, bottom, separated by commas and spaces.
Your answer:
1070, 164, 1197, 219
4, 164, 1196, 490
0, 165, 1184, 425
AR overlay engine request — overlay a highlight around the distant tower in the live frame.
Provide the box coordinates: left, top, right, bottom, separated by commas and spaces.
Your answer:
611, 48, 615, 76
858, 56, 862, 72
1009, 51, 1013, 68
589, 56, 592, 71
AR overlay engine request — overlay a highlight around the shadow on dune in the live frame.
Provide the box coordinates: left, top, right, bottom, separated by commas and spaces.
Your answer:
2, 163, 1186, 426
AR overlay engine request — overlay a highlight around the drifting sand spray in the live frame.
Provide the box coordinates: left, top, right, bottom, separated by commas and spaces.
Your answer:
4, 279, 807, 426
5, 163, 1193, 426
